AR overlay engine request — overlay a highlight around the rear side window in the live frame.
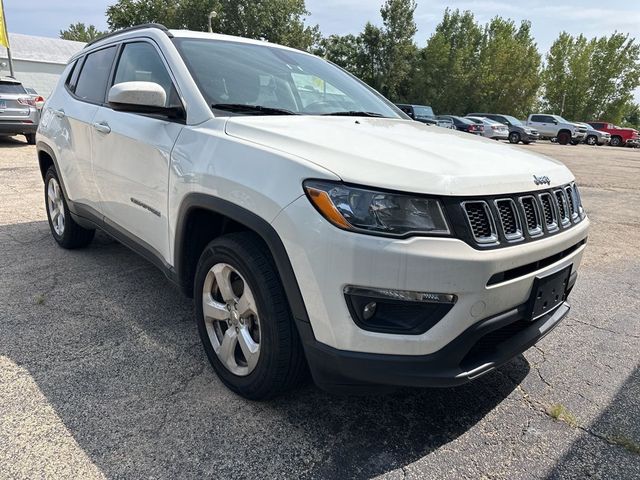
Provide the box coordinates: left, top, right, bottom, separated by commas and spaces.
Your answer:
0, 82, 26, 94
74, 46, 117, 103
112, 42, 178, 107
530, 115, 545, 122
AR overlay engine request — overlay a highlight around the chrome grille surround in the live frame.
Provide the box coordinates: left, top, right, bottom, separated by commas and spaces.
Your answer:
494, 198, 523, 241
538, 192, 559, 232
554, 189, 571, 225
519, 195, 543, 237
462, 201, 498, 244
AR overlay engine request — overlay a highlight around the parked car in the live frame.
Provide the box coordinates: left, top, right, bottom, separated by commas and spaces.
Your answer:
436, 118, 455, 129
396, 104, 438, 125
464, 116, 509, 140
37, 24, 589, 399
0, 77, 39, 144
526, 114, 587, 145
587, 121, 639, 147
436, 115, 484, 135
468, 113, 539, 144
573, 122, 610, 146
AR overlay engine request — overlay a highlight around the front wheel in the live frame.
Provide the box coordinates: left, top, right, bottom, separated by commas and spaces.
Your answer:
194, 232, 306, 400
44, 167, 95, 249
586, 135, 598, 146
508, 132, 520, 144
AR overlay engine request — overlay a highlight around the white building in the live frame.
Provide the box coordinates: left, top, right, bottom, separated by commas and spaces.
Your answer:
0, 33, 85, 97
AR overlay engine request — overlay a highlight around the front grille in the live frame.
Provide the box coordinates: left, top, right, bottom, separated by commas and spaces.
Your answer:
463, 202, 494, 241
457, 183, 585, 248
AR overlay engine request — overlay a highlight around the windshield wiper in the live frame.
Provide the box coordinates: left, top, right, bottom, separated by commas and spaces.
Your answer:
211, 103, 298, 115
322, 111, 386, 118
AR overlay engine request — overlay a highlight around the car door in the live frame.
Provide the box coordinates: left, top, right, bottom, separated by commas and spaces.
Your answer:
42, 47, 118, 210
531, 115, 553, 136
91, 40, 185, 264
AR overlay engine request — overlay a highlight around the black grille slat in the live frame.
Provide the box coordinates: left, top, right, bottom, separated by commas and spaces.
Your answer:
565, 186, 576, 217
555, 190, 568, 221
496, 200, 518, 236
464, 202, 493, 239
521, 197, 539, 231
540, 194, 555, 227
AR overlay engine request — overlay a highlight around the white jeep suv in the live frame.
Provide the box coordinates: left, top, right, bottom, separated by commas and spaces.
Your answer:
36, 25, 589, 399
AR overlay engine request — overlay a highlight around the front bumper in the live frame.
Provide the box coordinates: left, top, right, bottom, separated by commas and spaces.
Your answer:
274, 196, 589, 356
521, 131, 540, 142
300, 298, 572, 392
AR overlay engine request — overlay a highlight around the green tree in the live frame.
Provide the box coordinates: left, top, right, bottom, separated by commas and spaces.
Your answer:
475, 18, 541, 117
106, 0, 320, 50
378, 0, 417, 100
59, 22, 109, 42
541, 32, 640, 122
411, 9, 483, 114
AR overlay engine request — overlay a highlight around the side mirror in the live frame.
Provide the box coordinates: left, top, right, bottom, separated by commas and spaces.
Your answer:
109, 81, 166, 109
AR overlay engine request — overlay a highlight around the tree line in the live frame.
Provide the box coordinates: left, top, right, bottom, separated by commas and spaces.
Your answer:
60, 0, 640, 127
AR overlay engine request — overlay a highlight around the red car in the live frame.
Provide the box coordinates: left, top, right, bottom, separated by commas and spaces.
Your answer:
588, 121, 639, 147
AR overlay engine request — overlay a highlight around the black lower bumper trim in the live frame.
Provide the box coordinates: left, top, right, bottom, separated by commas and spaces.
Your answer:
298, 301, 571, 393
0, 123, 37, 134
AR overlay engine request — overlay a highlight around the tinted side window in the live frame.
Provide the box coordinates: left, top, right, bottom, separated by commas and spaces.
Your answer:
530, 115, 545, 122
75, 46, 117, 103
113, 42, 177, 107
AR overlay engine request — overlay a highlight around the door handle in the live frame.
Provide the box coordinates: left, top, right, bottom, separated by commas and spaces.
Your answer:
52, 109, 65, 118
92, 121, 111, 134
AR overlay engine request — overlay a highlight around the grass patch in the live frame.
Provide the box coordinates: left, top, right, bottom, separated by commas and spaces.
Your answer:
609, 435, 640, 455
547, 403, 579, 428
34, 294, 45, 305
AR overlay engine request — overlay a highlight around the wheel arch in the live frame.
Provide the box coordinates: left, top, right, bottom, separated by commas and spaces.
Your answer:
174, 193, 311, 325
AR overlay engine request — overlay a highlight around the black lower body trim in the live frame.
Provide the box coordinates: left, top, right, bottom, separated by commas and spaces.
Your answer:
298, 299, 572, 394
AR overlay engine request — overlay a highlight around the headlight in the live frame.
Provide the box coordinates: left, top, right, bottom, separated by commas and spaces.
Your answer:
303, 180, 450, 237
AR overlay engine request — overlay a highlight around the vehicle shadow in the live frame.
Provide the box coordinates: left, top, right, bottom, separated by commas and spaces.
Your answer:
0, 220, 529, 479
0, 135, 30, 148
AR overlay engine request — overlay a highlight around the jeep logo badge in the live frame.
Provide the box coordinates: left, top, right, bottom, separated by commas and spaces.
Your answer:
533, 175, 551, 186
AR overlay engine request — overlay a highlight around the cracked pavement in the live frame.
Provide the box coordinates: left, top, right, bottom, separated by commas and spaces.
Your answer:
0, 136, 638, 479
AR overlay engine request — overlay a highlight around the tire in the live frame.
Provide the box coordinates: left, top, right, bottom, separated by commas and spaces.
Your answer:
194, 232, 307, 400
44, 167, 95, 249
508, 132, 520, 144
25, 133, 36, 145
585, 135, 598, 146
557, 131, 571, 145
610, 136, 622, 147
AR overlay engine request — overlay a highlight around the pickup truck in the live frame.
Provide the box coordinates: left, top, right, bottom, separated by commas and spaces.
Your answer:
587, 121, 639, 147
526, 114, 587, 145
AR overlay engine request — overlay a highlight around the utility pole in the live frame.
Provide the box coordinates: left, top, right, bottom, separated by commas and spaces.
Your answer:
208, 11, 217, 33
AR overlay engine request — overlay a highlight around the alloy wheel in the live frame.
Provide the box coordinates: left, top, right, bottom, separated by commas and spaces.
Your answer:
202, 263, 261, 376
47, 178, 65, 236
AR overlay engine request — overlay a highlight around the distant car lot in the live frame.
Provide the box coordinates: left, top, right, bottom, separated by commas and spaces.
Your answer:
0, 138, 638, 479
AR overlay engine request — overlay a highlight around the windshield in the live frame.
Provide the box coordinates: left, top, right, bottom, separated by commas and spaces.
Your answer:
502, 115, 522, 126
173, 38, 402, 118
555, 115, 571, 123
413, 106, 434, 119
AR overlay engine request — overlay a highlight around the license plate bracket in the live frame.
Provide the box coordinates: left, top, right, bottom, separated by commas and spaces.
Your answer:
527, 265, 572, 321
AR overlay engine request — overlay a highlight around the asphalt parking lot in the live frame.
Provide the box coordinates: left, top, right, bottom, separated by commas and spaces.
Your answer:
0, 136, 638, 479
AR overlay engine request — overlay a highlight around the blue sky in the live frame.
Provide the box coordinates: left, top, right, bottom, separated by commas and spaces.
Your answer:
3, 0, 640, 100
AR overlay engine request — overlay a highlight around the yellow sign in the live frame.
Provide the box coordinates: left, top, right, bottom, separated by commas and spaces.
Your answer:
0, 0, 9, 49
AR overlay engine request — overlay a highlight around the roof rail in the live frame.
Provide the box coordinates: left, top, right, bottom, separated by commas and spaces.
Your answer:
85, 23, 172, 48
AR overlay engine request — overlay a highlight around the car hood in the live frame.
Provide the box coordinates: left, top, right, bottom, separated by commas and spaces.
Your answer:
224, 117, 574, 195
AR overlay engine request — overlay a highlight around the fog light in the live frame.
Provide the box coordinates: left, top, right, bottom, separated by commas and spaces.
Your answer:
363, 302, 377, 320
344, 286, 456, 335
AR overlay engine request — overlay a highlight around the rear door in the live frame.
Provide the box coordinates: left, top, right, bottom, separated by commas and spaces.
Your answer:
530, 115, 554, 136
91, 40, 184, 264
